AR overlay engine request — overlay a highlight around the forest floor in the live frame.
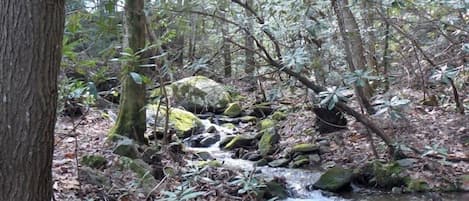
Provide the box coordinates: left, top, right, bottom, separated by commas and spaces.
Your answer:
51, 79, 468, 200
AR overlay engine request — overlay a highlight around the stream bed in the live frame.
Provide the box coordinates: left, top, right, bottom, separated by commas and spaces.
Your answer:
184, 119, 468, 201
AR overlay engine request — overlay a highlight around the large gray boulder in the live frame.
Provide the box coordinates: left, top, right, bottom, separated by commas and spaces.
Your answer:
151, 76, 232, 113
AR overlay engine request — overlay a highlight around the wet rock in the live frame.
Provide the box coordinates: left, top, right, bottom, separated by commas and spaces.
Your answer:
79, 167, 110, 186
255, 159, 269, 166
223, 102, 242, 117
150, 76, 232, 113
312, 107, 347, 134
205, 125, 217, 133
268, 158, 290, 168
258, 128, 280, 156
195, 151, 214, 160
223, 135, 256, 150
187, 133, 220, 147
242, 152, 263, 161
198, 160, 222, 167
200, 135, 220, 147
263, 180, 288, 200
290, 155, 310, 168
221, 123, 236, 130
239, 116, 257, 123
81, 155, 107, 169
219, 135, 235, 148
313, 167, 353, 192
292, 143, 319, 154
113, 138, 139, 159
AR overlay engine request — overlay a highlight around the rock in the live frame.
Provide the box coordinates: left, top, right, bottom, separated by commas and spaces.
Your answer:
258, 128, 280, 156
268, 158, 290, 167
308, 154, 321, 164
205, 125, 217, 133
79, 167, 110, 186
199, 135, 220, 147
271, 111, 287, 121
259, 118, 276, 130
312, 107, 347, 134
313, 167, 353, 192
251, 102, 274, 117
219, 136, 235, 148
151, 76, 232, 113
141, 147, 161, 165
396, 158, 418, 168
221, 123, 236, 130
242, 152, 262, 161
223, 102, 242, 117
292, 143, 319, 154
263, 180, 288, 200
239, 116, 257, 123
187, 133, 220, 147
195, 151, 214, 160
148, 105, 205, 139
355, 161, 408, 189
113, 138, 139, 159
118, 157, 157, 194
290, 156, 310, 168
168, 142, 184, 154
223, 135, 255, 150
81, 155, 107, 169
406, 179, 429, 192
255, 159, 268, 166
198, 160, 222, 167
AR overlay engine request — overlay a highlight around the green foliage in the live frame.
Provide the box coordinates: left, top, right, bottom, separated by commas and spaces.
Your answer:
430, 65, 460, 85
161, 186, 206, 201
317, 87, 349, 110
229, 171, 266, 196
373, 96, 410, 120
344, 69, 379, 87
58, 78, 97, 113
422, 143, 448, 162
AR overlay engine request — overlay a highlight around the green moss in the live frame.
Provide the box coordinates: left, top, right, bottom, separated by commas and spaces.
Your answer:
290, 158, 310, 168
221, 123, 236, 129
292, 143, 319, 153
197, 160, 222, 167
258, 128, 280, 156
271, 111, 287, 121
240, 116, 257, 123
81, 155, 107, 169
406, 179, 429, 192
224, 135, 254, 150
372, 161, 407, 189
160, 107, 203, 138
259, 119, 276, 130
313, 167, 353, 192
223, 102, 242, 117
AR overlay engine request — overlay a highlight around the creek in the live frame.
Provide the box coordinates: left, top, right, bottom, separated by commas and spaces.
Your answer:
184, 119, 468, 201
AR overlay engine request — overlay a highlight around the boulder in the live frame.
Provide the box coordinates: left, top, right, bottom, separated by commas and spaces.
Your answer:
313, 167, 353, 192
258, 128, 280, 156
262, 180, 288, 200
113, 138, 139, 159
148, 105, 204, 139
151, 76, 232, 113
292, 143, 319, 154
223, 135, 256, 150
187, 133, 220, 147
223, 102, 242, 117
271, 111, 287, 121
268, 158, 290, 168
81, 155, 107, 169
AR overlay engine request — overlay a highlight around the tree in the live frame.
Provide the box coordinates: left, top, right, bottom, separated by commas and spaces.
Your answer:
109, 0, 147, 144
244, 0, 256, 75
0, 1, 65, 201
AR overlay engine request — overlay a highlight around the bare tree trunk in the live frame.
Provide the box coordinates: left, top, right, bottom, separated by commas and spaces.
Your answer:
333, 0, 375, 114
220, 0, 232, 77
244, 0, 256, 75
110, 0, 147, 144
0, 1, 65, 200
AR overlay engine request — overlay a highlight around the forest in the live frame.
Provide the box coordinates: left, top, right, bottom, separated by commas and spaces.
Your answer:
0, 0, 468, 201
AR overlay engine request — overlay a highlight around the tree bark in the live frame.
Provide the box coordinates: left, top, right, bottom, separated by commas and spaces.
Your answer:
220, 0, 232, 77
333, 0, 375, 114
244, 0, 256, 75
110, 0, 147, 144
0, 1, 65, 200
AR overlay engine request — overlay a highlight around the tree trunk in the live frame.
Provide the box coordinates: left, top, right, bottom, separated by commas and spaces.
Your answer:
110, 0, 147, 144
220, 0, 232, 77
0, 1, 64, 201
333, 0, 375, 114
244, 0, 256, 75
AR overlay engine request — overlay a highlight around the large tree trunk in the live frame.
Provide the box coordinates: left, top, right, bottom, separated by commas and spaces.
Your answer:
244, 0, 256, 75
110, 0, 147, 144
333, 0, 375, 114
220, 0, 232, 77
0, 1, 65, 201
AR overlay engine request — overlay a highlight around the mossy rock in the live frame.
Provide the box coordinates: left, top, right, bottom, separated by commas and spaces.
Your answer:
240, 116, 257, 123
372, 161, 408, 189
223, 135, 255, 150
292, 143, 319, 154
81, 155, 107, 169
219, 136, 235, 148
406, 179, 429, 192
113, 138, 139, 159
79, 167, 111, 186
271, 111, 287, 121
313, 167, 353, 192
262, 181, 288, 200
118, 157, 157, 194
255, 158, 269, 166
258, 128, 280, 156
151, 76, 232, 112
223, 102, 242, 117
198, 160, 222, 168
290, 158, 310, 168
259, 118, 276, 130
268, 158, 290, 167
148, 105, 204, 139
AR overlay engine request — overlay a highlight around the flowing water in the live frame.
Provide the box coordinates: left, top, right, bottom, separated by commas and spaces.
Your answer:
186, 119, 468, 201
